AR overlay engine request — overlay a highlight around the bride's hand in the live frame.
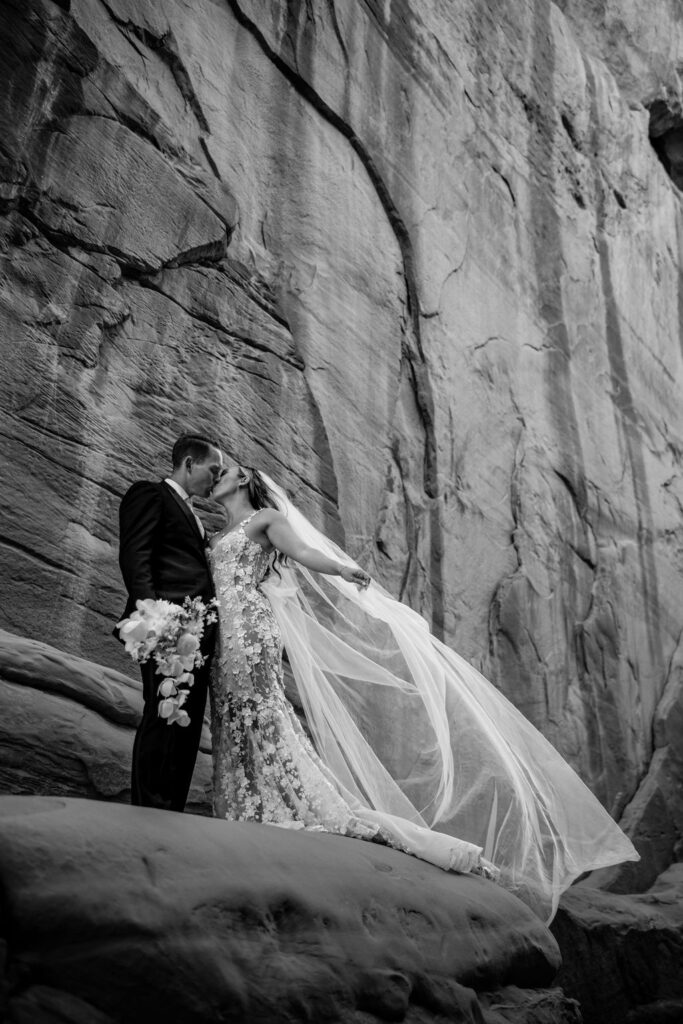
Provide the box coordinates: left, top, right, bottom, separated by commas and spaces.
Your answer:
340, 565, 371, 590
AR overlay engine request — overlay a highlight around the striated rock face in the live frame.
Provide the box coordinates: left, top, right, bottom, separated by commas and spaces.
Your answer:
1, 0, 683, 877
586, 659, 683, 895
0, 795, 582, 1024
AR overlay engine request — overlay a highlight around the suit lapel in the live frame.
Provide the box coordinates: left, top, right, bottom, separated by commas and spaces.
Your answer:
162, 480, 205, 544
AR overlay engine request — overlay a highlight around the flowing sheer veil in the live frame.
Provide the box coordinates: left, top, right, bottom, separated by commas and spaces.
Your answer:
259, 474, 639, 922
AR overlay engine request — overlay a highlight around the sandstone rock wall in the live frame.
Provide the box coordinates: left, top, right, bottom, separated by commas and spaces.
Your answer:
1, 0, 682, 836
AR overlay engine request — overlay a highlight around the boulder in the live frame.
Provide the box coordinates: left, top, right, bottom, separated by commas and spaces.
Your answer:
0, 794, 579, 1024
552, 864, 683, 1024
581, 650, 683, 895
0, 628, 212, 814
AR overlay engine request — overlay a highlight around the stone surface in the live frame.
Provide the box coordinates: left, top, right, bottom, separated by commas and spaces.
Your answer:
552, 864, 683, 1024
480, 987, 582, 1024
554, 2, 683, 190
0, 794, 577, 1024
585, 654, 683, 894
1, 0, 682, 880
0, 628, 213, 814
555, 0, 683, 109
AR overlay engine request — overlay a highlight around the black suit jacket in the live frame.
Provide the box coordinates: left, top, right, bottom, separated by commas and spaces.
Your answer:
117, 480, 214, 625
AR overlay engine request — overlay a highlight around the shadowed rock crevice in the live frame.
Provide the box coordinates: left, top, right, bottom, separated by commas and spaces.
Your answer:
648, 98, 683, 190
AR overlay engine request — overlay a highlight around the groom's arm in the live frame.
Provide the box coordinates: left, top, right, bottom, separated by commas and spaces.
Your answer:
119, 481, 163, 602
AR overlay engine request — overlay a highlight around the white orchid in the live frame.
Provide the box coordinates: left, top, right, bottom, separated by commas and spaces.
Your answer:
117, 617, 150, 644
157, 679, 177, 698
167, 707, 190, 727
158, 697, 176, 719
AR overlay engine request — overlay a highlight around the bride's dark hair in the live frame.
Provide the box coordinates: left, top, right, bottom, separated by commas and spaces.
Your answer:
240, 466, 288, 575
241, 466, 280, 513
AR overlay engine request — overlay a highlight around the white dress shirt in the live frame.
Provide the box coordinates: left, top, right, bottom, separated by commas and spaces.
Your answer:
164, 477, 205, 538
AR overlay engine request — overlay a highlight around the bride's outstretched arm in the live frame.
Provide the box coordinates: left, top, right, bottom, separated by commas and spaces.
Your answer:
264, 512, 370, 588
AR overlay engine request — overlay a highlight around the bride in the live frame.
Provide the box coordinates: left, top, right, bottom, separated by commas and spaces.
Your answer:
207, 461, 638, 921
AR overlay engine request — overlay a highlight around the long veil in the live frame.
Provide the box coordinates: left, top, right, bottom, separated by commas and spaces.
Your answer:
259, 475, 639, 922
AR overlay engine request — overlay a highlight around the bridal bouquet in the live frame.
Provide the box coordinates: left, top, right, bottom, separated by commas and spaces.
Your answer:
117, 596, 218, 727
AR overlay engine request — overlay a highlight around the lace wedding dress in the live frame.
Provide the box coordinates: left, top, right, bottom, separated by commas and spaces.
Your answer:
209, 482, 639, 922
209, 511, 485, 875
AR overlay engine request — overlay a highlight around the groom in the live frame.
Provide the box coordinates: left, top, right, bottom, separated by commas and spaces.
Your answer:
117, 432, 223, 812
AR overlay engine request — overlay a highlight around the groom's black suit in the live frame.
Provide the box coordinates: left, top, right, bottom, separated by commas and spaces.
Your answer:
118, 479, 216, 812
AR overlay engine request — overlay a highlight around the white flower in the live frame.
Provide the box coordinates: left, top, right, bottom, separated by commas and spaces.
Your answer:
137, 598, 177, 635
176, 634, 200, 658
158, 698, 176, 719
157, 657, 186, 679
117, 617, 150, 644
157, 679, 177, 698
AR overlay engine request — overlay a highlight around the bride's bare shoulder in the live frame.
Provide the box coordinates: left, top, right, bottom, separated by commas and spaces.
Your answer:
252, 507, 285, 528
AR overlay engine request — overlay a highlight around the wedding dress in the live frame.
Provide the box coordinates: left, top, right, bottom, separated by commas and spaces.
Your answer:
209, 511, 484, 873
209, 485, 639, 922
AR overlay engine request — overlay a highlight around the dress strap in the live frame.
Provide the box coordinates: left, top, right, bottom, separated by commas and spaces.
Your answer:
241, 510, 260, 528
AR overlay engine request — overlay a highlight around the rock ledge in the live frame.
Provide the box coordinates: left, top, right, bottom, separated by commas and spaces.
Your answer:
0, 795, 578, 1023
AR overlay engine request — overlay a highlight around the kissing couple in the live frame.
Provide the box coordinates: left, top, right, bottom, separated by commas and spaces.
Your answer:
117, 432, 638, 922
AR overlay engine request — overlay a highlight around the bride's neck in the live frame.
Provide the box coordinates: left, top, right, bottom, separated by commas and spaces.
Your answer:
219, 494, 255, 524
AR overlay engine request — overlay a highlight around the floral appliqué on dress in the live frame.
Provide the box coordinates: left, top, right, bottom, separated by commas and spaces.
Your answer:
209, 513, 385, 843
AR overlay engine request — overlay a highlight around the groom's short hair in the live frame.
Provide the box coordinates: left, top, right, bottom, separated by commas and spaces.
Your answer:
172, 433, 220, 467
